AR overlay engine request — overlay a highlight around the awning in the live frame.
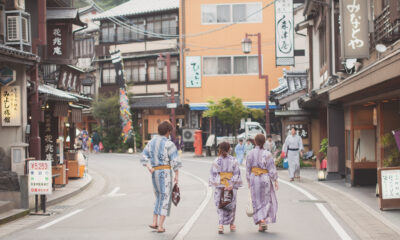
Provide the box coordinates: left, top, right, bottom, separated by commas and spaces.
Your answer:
189, 102, 279, 111
47, 8, 86, 27
131, 96, 181, 109
67, 92, 92, 102
38, 84, 78, 102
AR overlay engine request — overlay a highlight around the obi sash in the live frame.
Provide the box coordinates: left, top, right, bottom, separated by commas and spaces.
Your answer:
251, 167, 269, 176
154, 165, 171, 171
220, 172, 233, 187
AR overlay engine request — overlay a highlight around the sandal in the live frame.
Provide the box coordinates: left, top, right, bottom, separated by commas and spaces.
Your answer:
230, 224, 236, 232
261, 221, 268, 231
218, 225, 224, 234
157, 227, 166, 233
148, 224, 158, 229
290, 178, 294, 182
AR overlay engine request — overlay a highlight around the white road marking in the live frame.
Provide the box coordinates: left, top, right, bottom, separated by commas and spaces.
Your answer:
279, 179, 352, 240
107, 187, 127, 197
184, 158, 352, 240
37, 209, 84, 230
174, 170, 212, 240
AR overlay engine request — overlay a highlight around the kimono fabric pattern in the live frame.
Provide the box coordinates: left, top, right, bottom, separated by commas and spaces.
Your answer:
283, 134, 304, 179
209, 155, 243, 225
141, 136, 182, 216
246, 147, 278, 224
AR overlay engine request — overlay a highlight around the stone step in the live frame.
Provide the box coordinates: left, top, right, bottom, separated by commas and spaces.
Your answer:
0, 201, 13, 215
0, 209, 29, 226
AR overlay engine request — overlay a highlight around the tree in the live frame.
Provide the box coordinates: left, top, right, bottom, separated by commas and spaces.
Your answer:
249, 109, 265, 121
203, 97, 249, 138
92, 94, 128, 152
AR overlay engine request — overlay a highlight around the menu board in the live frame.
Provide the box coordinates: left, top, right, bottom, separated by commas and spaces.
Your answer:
28, 161, 52, 195
381, 169, 400, 200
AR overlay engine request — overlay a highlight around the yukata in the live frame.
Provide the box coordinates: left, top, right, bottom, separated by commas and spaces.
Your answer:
283, 134, 304, 179
246, 146, 278, 224
234, 143, 245, 165
141, 135, 182, 216
209, 155, 243, 225
264, 140, 276, 152
244, 143, 254, 158
80, 130, 89, 151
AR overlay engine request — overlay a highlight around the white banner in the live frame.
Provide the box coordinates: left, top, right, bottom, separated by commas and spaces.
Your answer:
185, 56, 201, 88
29, 161, 52, 195
1, 85, 21, 126
275, 0, 294, 66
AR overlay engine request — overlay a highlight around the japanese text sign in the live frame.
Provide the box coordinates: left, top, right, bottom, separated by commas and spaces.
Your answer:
340, 0, 370, 58
40, 108, 58, 162
381, 169, 400, 200
275, 0, 294, 66
1, 86, 21, 126
28, 161, 52, 195
186, 56, 201, 88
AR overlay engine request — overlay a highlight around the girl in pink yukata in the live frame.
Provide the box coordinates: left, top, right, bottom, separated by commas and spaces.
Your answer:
209, 142, 243, 234
246, 134, 279, 232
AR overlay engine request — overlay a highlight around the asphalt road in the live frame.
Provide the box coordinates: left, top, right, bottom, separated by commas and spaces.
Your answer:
0, 153, 359, 240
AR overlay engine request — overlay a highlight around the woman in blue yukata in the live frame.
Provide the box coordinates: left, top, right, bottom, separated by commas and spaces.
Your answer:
141, 121, 182, 233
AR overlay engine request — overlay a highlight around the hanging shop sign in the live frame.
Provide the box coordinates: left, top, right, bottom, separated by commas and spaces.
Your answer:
275, 0, 294, 66
40, 108, 58, 162
46, 23, 73, 63
0, 67, 16, 86
1, 85, 21, 126
28, 160, 52, 195
186, 56, 201, 88
340, 0, 369, 59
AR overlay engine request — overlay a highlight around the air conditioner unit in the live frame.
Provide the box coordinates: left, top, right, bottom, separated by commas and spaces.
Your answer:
4, 10, 31, 51
182, 128, 196, 143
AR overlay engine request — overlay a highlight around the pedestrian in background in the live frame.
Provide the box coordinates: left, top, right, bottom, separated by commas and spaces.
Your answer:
282, 127, 304, 181
141, 121, 182, 233
264, 135, 276, 152
91, 131, 101, 153
80, 128, 89, 152
246, 134, 278, 232
244, 139, 254, 158
174, 135, 184, 155
209, 142, 242, 234
234, 139, 245, 165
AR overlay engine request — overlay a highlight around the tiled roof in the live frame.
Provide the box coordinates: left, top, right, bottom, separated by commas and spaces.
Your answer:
0, 44, 38, 61
38, 84, 78, 102
131, 95, 180, 109
47, 8, 86, 27
93, 0, 179, 21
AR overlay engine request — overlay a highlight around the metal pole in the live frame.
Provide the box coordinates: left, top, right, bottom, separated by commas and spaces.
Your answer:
166, 53, 176, 142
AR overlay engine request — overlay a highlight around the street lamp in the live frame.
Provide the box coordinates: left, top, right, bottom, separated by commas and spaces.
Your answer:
157, 53, 176, 142
242, 33, 270, 135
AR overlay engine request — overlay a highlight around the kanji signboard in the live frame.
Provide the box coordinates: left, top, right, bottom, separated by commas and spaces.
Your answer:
340, 0, 369, 58
40, 107, 58, 162
1, 86, 21, 126
28, 161, 52, 195
186, 56, 201, 88
275, 0, 294, 66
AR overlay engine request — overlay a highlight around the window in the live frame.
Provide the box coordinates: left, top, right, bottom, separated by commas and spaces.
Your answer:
74, 38, 94, 58
101, 22, 115, 43
204, 55, 258, 75
202, 2, 262, 24
102, 63, 116, 84
7, 16, 18, 41
319, 25, 327, 70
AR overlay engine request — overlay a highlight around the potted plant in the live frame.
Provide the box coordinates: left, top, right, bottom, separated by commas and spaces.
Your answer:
318, 138, 328, 180
382, 133, 400, 167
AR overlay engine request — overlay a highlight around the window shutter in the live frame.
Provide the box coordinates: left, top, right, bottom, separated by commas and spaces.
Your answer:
7, 16, 19, 41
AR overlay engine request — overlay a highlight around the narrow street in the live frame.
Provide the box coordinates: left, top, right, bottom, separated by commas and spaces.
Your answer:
0, 153, 359, 240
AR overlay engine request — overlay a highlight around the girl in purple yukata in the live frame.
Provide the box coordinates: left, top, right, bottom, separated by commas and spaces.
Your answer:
209, 142, 243, 234
246, 134, 279, 232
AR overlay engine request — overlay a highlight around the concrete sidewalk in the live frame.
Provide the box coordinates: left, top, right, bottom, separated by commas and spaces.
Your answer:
286, 168, 400, 239
0, 174, 92, 226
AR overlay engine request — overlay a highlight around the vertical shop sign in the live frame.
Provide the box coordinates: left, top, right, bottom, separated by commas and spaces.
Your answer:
340, 0, 369, 58
40, 108, 58, 162
28, 161, 52, 195
275, 0, 294, 66
1, 86, 21, 126
186, 56, 201, 88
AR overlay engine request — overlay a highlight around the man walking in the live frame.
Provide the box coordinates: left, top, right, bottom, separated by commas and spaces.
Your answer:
282, 127, 304, 181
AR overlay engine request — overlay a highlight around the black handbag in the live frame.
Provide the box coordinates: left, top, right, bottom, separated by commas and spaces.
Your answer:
172, 184, 180, 206
218, 189, 233, 209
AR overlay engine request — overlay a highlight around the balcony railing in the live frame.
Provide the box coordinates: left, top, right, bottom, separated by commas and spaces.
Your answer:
374, 5, 400, 44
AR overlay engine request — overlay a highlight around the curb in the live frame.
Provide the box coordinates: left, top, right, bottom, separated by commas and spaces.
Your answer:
0, 209, 30, 226
46, 174, 93, 207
